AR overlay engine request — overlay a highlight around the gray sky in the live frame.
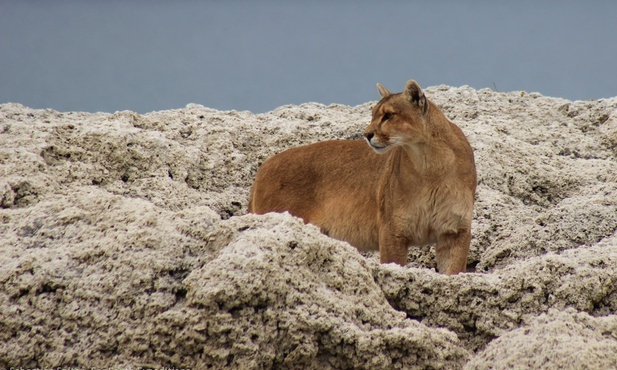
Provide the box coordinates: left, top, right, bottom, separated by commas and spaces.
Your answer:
1, 1, 616, 113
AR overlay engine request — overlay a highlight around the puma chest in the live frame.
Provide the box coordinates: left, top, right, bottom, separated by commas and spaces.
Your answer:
389, 185, 473, 244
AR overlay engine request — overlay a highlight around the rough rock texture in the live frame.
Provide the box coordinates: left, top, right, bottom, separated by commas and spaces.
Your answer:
464, 309, 617, 369
1, 85, 616, 369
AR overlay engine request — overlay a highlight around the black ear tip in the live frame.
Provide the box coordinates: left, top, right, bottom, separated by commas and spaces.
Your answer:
404, 79, 428, 112
404, 79, 424, 99
405, 80, 423, 94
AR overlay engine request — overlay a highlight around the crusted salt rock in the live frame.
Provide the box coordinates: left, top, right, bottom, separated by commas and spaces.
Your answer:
464, 309, 617, 370
376, 237, 617, 352
1, 85, 616, 367
173, 213, 469, 368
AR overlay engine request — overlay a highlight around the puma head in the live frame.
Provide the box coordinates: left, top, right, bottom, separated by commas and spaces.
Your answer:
364, 80, 431, 153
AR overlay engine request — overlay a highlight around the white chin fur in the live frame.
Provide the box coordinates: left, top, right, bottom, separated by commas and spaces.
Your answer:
368, 142, 390, 154
365, 137, 392, 154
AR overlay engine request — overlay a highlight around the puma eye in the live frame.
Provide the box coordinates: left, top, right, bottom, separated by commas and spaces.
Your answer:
382, 112, 394, 122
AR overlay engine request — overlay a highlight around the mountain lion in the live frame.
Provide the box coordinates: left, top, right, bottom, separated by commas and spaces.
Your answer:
249, 80, 476, 275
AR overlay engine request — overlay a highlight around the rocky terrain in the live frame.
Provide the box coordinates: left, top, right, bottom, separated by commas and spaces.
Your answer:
1, 85, 616, 369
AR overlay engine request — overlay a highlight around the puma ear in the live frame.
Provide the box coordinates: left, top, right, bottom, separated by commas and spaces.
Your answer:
376, 83, 391, 98
404, 80, 428, 113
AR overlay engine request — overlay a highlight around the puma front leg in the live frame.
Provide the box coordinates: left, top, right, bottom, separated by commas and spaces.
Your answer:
435, 229, 471, 275
379, 227, 409, 266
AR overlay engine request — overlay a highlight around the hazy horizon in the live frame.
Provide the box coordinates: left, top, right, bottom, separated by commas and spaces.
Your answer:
1, 1, 616, 114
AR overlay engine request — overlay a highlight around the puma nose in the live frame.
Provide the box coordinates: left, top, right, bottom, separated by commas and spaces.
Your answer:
365, 132, 374, 141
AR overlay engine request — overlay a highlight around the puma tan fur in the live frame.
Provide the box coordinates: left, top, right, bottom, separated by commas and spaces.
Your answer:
249, 80, 477, 275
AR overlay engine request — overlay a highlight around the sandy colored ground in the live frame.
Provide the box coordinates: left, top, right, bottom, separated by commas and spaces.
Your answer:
1, 85, 616, 369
